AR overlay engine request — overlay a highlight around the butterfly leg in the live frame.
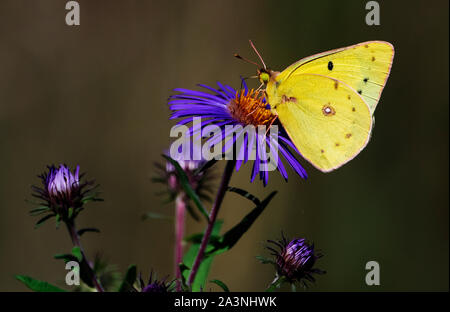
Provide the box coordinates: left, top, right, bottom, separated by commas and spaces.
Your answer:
256, 82, 266, 93
265, 115, 278, 137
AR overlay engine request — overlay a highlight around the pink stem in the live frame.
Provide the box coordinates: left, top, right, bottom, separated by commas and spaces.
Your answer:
175, 193, 187, 291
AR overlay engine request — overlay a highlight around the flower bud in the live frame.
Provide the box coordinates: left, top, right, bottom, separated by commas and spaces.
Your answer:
268, 234, 325, 287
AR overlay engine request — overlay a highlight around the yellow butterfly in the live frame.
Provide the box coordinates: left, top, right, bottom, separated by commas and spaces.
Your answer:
240, 41, 394, 172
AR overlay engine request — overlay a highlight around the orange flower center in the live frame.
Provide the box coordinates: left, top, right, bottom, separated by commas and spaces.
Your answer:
227, 89, 276, 127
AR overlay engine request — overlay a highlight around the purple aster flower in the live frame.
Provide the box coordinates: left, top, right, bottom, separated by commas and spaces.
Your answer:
267, 234, 325, 287
168, 80, 307, 186
31, 164, 100, 222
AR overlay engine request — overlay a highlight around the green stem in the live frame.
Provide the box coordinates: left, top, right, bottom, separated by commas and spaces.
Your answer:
66, 219, 104, 292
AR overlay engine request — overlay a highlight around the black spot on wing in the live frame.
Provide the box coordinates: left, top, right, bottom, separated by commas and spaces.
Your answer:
328, 61, 333, 71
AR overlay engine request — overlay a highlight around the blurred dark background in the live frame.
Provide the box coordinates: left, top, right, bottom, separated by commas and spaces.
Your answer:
0, 0, 448, 291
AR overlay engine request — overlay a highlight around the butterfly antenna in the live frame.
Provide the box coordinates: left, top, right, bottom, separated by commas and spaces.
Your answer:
249, 40, 267, 70
234, 53, 260, 68
242, 75, 259, 80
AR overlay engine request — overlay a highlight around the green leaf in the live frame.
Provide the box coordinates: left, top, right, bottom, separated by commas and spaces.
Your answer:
81, 192, 103, 204
291, 283, 297, 292
265, 276, 285, 292
53, 253, 78, 262
55, 214, 61, 229
186, 204, 200, 222
118, 264, 137, 292
256, 255, 275, 265
77, 228, 100, 236
25, 199, 46, 206
71, 247, 83, 262
15, 275, 66, 292
182, 220, 223, 292
163, 155, 209, 221
29, 206, 50, 216
68, 207, 74, 219
207, 191, 277, 256
151, 177, 166, 183
179, 263, 190, 277
141, 211, 173, 221
210, 279, 230, 292
178, 263, 190, 290
227, 187, 261, 205
34, 214, 55, 229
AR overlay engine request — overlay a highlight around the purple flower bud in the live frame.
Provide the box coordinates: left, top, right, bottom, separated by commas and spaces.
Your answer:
267, 234, 325, 287
47, 164, 80, 200
142, 282, 169, 293
153, 149, 215, 206
31, 164, 100, 220
137, 272, 172, 293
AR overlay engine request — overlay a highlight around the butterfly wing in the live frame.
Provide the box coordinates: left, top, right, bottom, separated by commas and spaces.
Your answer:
270, 73, 372, 172
272, 41, 394, 114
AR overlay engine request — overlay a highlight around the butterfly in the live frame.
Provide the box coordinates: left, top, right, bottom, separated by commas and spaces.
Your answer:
237, 41, 394, 172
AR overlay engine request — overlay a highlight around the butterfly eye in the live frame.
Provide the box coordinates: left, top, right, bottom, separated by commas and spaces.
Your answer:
259, 72, 270, 84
